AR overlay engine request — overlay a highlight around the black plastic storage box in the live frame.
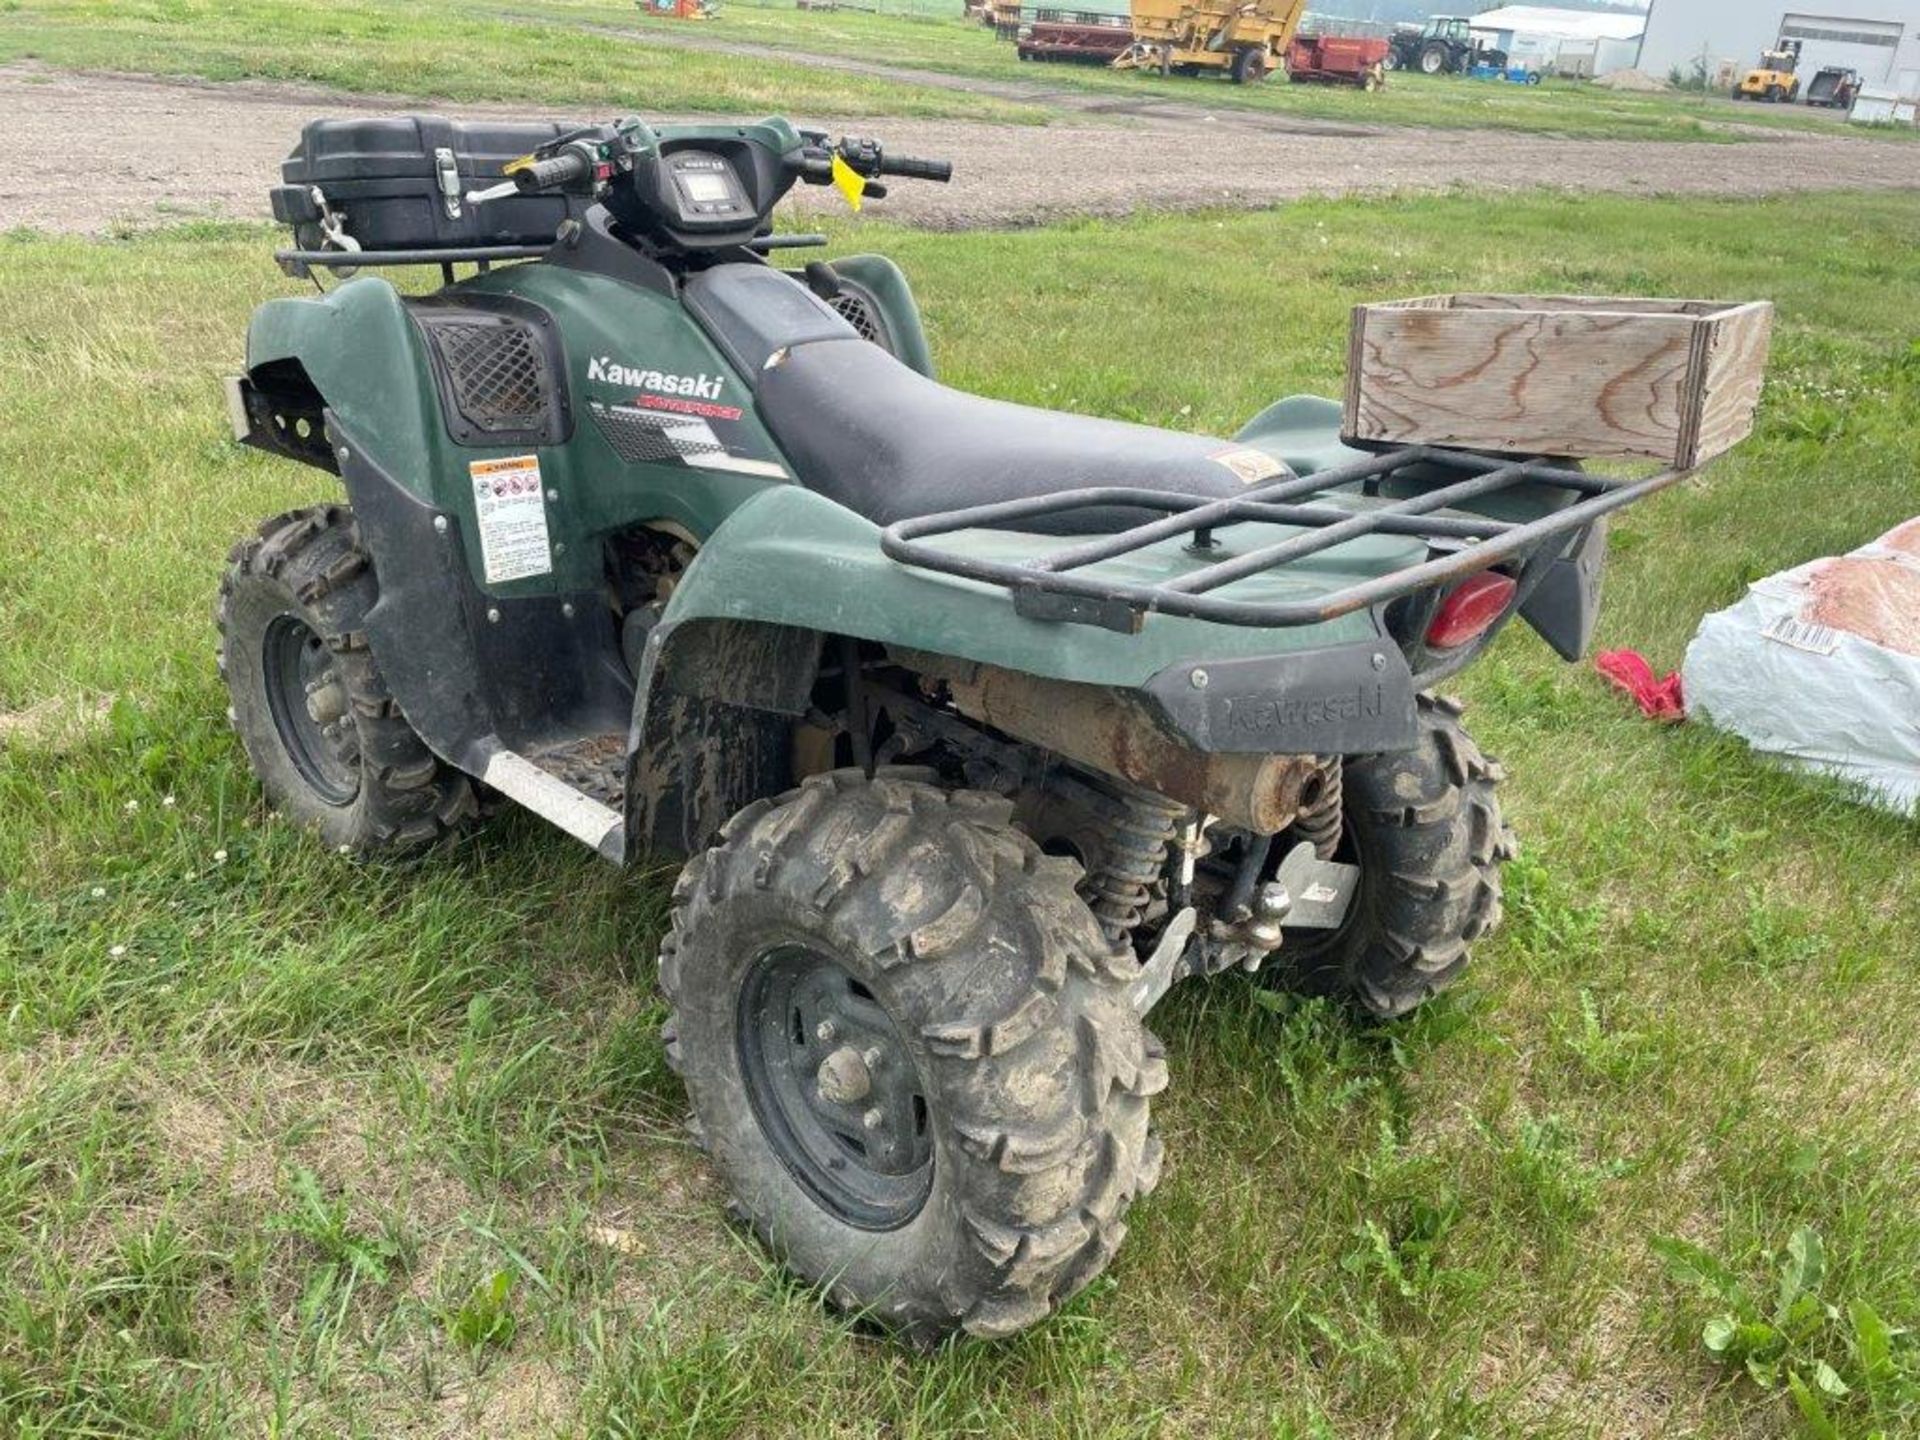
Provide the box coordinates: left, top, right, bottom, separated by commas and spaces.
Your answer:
272, 116, 595, 253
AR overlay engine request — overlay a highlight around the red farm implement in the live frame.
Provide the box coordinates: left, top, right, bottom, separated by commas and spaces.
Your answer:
1285, 33, 1389, 89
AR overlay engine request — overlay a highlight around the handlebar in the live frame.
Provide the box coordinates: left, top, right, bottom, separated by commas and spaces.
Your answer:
461, 123, 952, 225
512, 147, 594, 193
874, 153, 953, 183
800, 136, 952, 187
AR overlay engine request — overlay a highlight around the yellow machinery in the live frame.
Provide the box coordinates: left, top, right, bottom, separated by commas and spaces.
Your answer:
1113, 0, 1307, 82
1733, 37, 1803, 102
982, 0, 1022, 38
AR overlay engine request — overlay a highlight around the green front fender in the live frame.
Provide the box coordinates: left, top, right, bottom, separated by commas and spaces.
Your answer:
659, 485, 1419, 687
245, 276, 442, 482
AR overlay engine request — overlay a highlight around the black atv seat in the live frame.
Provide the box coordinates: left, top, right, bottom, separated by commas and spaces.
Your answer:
755, 337, 1281, 534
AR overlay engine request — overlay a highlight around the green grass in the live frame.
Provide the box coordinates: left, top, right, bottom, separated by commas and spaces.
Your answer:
0, 0, 1047, 123
3, 190, 1919, 1436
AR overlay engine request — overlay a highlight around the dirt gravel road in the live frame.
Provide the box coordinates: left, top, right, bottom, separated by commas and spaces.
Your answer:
3, 65, 1916, 236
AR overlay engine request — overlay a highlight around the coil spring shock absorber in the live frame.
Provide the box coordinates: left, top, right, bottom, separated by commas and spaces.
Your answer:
1291, 757, 1344, 859
1080, 783, 1187, 942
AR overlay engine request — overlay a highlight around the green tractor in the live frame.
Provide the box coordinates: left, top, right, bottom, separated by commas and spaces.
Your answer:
226, 112, 1674, 1341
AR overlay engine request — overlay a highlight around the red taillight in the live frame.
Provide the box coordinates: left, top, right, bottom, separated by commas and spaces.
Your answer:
1425, 572, 1518, 649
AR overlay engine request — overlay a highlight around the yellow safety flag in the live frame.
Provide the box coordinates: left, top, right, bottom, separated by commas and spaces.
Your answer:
830, 153, 866, 212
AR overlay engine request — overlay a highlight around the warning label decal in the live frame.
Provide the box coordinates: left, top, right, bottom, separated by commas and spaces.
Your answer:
469, 454, 552, 585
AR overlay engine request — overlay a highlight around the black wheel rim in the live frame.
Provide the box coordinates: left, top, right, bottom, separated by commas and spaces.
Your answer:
261, 614, 359, 806
737, 944, 934, 1231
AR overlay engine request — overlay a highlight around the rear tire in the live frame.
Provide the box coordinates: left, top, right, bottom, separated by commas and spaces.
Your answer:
217, 505, 477, 852
661, 769, 1165, 1342
1231, 47, 1268, 84
1420, 41, 1449, 75
1268, 694, 1514, 1019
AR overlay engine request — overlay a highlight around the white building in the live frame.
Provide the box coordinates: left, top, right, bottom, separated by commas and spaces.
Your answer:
1637, 1, 1920, 96
1470, 6, 1649, 75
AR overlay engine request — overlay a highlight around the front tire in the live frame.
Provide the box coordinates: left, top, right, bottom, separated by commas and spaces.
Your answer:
1270, 694, 1514, 1019
217, 505, 477, 851
661, 769, 1165, 1342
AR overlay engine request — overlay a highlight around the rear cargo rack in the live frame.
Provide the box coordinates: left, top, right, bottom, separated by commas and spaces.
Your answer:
880, 445, 1685, 632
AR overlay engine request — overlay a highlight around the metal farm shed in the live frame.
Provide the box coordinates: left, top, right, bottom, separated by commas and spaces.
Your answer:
1637, 0, 1920, 97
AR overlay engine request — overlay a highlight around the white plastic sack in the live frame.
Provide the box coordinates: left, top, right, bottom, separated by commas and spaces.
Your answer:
1683, 519, 1920, 815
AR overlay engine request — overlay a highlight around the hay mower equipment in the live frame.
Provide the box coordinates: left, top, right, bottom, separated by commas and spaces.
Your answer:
1112, 0, 1306, 82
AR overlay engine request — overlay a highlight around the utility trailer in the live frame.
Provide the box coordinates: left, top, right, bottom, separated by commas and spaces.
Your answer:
1468, 63, 1540, 84
1804, 66, 1861, 109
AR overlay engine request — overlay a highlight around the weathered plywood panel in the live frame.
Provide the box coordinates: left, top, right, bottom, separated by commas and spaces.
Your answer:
1691, 300, 1775, 470
1343, 294, 1773, 469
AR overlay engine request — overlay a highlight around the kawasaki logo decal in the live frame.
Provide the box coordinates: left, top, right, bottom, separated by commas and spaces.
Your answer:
587, 355, 726, 401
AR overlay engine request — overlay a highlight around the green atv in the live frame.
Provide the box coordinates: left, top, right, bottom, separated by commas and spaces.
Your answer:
224, 113, 1661, 1341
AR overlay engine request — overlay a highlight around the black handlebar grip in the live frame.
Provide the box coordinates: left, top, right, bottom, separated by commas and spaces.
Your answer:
879, 155, 953, 183
515, 150, 592, 192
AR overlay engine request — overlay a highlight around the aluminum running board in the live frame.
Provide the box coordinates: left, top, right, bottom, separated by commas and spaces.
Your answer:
480, 749, 625, 862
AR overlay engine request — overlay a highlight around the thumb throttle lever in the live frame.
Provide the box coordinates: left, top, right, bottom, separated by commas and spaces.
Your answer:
465, 179, 520, 205
469, 146, 595, 205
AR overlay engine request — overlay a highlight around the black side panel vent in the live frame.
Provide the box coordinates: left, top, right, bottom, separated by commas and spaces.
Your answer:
827, 290, 885, 347
412, 303, 570, 447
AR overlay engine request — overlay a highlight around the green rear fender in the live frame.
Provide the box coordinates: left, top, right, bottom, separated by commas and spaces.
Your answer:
658, 485, 1394, 688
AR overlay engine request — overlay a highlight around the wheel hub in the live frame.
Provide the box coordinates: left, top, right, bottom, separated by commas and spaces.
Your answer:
261, 614, 360, 806
737, 944, 934, 1230
815, 1045, 872, 1105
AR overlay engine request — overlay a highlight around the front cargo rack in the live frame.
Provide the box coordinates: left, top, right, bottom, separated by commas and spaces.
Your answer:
879, 444, 1686, 633
273, 232, 831, 275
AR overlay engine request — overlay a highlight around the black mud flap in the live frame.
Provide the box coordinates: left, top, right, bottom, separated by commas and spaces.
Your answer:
1518, 521, 1609, 663
326, 414, 631, 860
1140, 640, 1418, 755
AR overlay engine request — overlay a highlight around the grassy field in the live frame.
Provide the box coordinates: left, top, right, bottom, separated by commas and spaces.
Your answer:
5, 0, 1904, 143
0, 0, 1047, 123
3, 190, 1919, 1437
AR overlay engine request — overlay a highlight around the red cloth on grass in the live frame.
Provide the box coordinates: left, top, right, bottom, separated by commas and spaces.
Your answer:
1595, 649, 1686, 722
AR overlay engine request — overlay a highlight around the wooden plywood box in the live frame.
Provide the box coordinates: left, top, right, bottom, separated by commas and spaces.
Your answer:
1343, 294, 1774, 469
